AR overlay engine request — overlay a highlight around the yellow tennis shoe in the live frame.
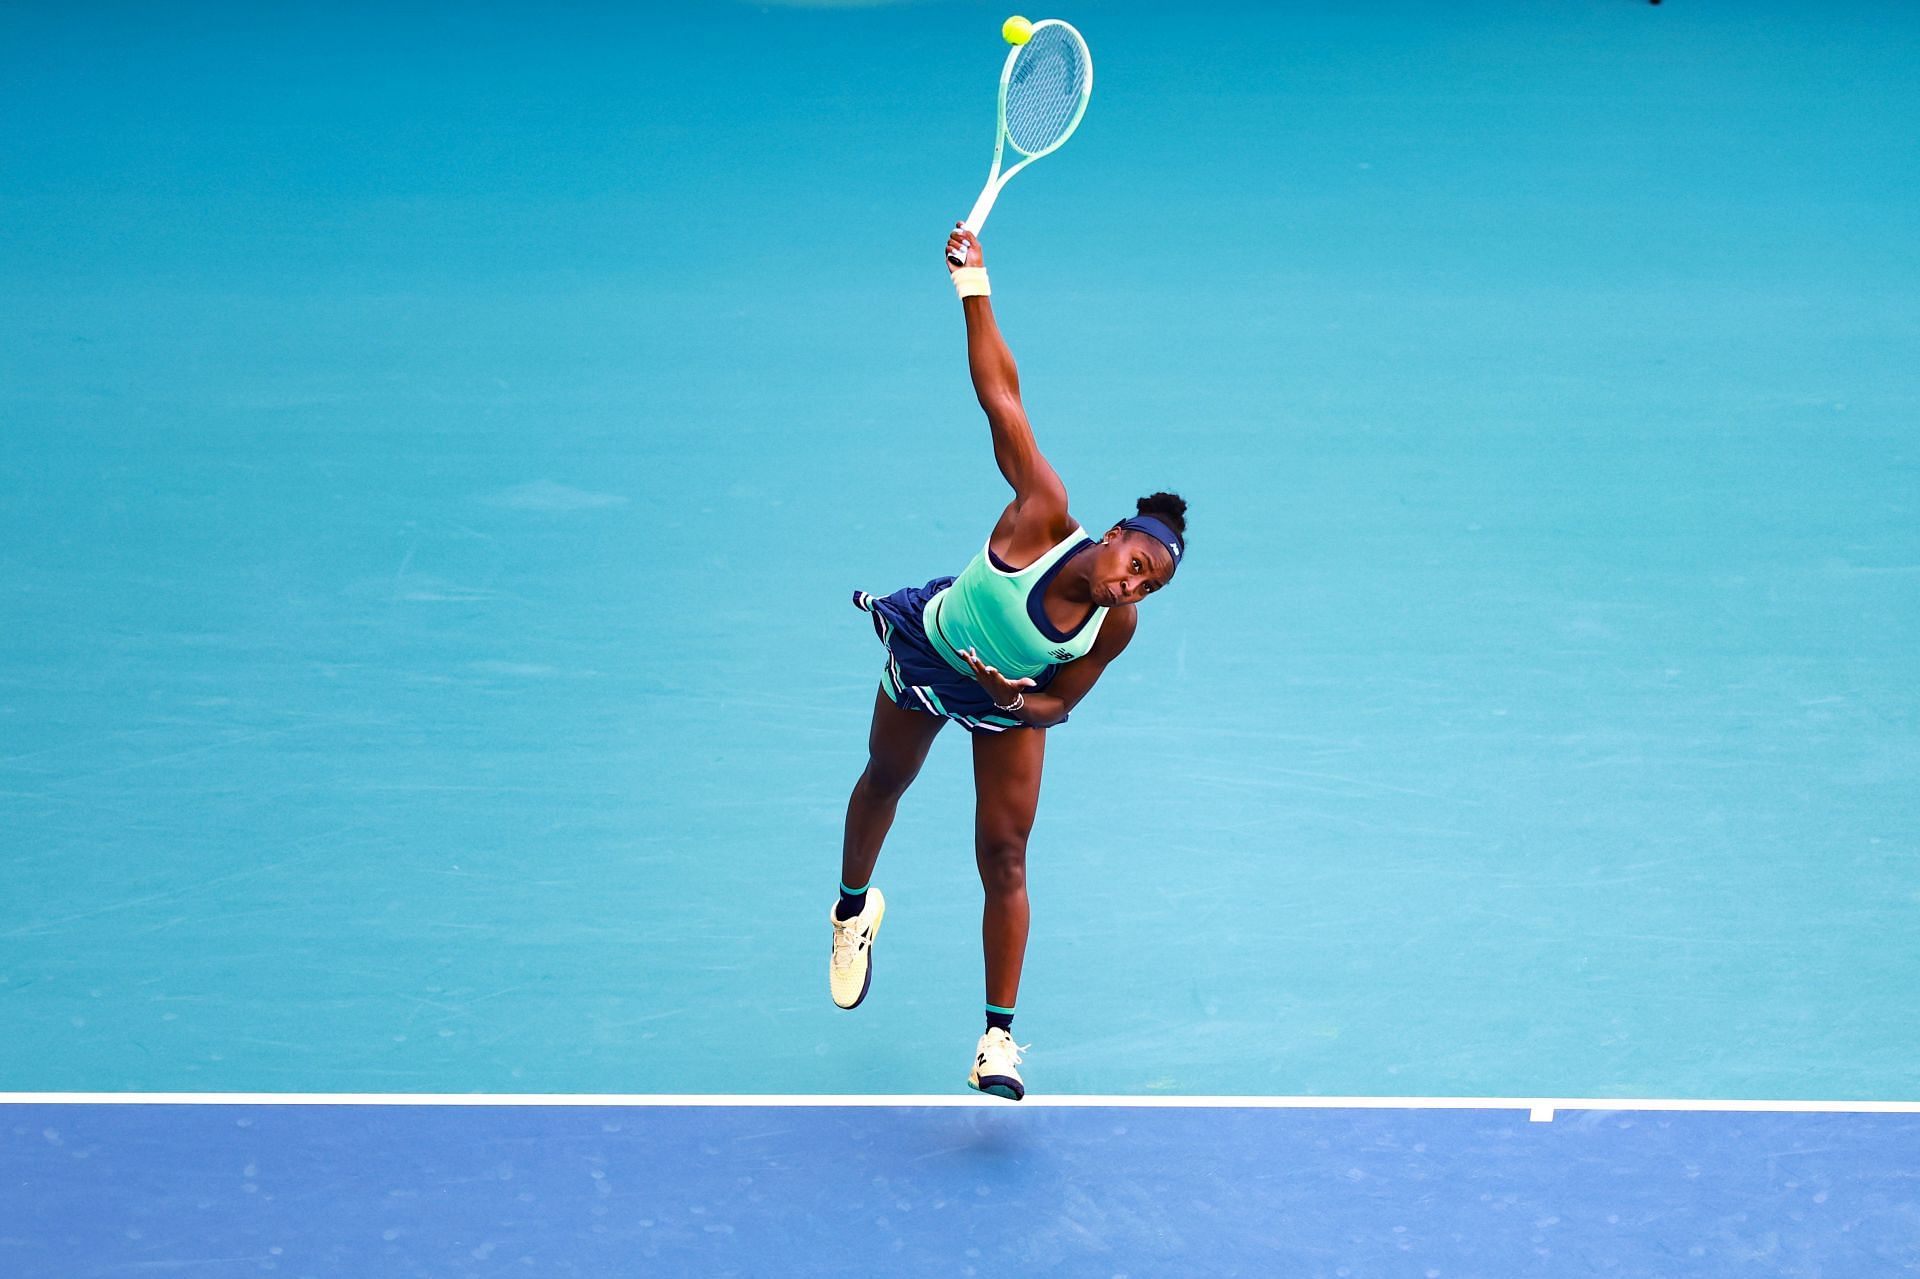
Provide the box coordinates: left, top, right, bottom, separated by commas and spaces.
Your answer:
968, 1027, 1027, 1100
828, 886, 885, 1010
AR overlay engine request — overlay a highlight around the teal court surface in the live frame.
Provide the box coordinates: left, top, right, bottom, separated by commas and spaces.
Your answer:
4, 0, 1917, 1273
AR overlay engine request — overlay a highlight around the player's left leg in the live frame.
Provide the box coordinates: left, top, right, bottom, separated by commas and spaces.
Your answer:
966, 724, 1046, 1099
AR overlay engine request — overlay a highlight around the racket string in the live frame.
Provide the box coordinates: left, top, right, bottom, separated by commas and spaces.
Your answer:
1003, 25, 1089, 157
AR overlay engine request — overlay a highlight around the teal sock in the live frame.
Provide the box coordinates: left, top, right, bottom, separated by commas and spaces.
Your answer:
985, 1004, 1015, 1033
835, 880, 868, 921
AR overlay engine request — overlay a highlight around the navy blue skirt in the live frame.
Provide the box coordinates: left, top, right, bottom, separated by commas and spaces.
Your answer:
852, 580, 1063, 734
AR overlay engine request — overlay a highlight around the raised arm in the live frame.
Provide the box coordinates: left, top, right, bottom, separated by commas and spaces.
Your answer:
945, 226, 1070, 541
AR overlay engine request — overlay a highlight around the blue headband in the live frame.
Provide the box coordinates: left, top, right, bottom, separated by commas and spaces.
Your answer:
1118, 515, 1184, 576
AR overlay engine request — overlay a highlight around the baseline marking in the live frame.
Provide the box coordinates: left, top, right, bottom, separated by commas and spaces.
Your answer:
4, 1093, 1918, 1115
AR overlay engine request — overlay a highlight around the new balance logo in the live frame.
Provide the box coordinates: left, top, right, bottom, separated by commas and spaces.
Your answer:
1049, 648, 1074, 662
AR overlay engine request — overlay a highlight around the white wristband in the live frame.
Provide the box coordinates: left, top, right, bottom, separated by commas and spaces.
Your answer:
952, 267, 990, 299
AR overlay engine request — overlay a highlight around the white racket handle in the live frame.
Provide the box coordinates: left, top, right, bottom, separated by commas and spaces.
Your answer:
946, 219, 980, 267
949, 142, 1010, 264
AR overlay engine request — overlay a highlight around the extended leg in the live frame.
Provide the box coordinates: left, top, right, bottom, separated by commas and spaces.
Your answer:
966, 725, 1046, 1098
971, 725, 1046, 1013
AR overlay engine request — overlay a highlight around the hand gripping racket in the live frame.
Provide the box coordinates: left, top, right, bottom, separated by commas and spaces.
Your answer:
946, 18, 1094, 266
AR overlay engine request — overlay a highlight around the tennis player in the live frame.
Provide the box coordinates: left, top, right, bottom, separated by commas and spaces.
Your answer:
831, 224, 1187, 1099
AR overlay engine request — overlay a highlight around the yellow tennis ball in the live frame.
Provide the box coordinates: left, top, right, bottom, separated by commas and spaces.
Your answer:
1002, 15, 1033, 45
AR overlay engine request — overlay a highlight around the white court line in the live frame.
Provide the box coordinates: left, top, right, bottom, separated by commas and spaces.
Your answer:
2, 1093, 1918, 1118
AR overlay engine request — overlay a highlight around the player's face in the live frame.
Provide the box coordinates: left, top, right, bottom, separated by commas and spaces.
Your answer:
1092, 531, 1173, 607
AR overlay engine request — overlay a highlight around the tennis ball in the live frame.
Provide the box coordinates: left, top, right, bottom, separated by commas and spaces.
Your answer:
1003, 15, 1033, 45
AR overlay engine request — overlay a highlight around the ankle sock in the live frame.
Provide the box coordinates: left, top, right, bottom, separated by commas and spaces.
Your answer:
835, 880, 869, 921
985, 1004, 1015, 1033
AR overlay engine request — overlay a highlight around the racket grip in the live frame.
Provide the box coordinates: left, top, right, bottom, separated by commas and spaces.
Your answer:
945, 220, 976, 268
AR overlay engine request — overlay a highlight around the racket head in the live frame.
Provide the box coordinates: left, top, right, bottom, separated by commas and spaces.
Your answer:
996, 18, 1093, 161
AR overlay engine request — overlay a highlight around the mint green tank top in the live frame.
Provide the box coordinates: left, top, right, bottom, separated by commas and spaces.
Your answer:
924, 527, 1109, 681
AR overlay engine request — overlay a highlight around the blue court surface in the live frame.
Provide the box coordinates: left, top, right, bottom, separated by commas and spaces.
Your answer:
6, 1099, 1919, 1276
4, 0, 1918, 1271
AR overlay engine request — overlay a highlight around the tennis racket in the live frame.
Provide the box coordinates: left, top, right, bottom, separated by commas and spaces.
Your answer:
946, 18, 1094, 266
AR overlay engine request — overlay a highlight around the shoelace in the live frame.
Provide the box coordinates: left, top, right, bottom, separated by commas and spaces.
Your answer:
830, 917, 865, 971
981, 1033, 1029, 1069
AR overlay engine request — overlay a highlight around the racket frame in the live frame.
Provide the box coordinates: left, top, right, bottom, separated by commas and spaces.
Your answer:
947, 18, 1093, 265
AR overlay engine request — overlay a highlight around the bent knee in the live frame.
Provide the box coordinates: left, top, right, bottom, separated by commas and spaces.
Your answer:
861, 760, 921, 802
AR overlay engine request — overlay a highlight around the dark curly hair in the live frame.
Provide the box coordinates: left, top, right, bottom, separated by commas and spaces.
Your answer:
1133, 491, 1188, 540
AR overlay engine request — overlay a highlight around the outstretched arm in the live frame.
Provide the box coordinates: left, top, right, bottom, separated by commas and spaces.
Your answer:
946, 226, 1068, 519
